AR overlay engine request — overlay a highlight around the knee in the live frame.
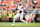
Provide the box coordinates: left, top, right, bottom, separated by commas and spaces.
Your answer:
13, 17, 15, 19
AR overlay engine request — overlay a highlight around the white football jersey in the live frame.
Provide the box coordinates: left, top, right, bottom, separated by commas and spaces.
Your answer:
33, 1, 38, 3
17, 4, 23, 14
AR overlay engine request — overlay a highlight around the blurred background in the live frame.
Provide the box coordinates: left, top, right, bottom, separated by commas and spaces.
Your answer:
0, 0, 40, 23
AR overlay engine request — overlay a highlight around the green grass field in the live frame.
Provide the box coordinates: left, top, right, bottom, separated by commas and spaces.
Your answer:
0, 22, 40, 27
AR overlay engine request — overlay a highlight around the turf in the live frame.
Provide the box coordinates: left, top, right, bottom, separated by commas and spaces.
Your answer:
0, 22, 40, 27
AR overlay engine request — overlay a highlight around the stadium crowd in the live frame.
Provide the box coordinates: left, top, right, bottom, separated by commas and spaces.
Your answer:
0, 0, 40, 11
